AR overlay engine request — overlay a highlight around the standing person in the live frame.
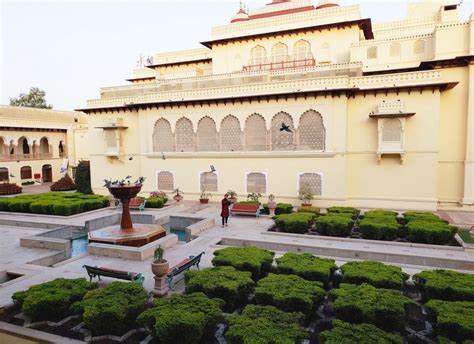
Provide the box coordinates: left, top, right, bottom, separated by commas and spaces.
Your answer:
221, 193, 231, 228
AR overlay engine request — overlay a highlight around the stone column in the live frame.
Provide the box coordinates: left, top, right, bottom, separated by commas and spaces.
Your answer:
153, 276, 169, 297
462, 63, 474, 206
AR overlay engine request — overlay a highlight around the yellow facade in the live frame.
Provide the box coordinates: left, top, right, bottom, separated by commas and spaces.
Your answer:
81, 0, 474, 211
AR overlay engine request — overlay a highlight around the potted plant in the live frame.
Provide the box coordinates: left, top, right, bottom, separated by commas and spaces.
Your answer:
227, 190, 238, 203
199, 190, 211, 204
151, 245, 169, 277
247, 192, 262, 204
267, 194, 277, 216
298, 183, 314, 207
173, 188, 183, 202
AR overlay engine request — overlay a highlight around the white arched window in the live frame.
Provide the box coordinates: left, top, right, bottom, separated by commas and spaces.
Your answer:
153, 118, 174, 152
246, 172, 266, 194
200, 172, 217, 192
220, 115, 242, 151
298, 110, 325, 150
197, 116, 218, 152
299, 173, 322, 196
271, 112, 294, 151
245, 114, 267, 151
175, 117, 195, 152
294, 40, 313, 61
39, 137, 49, 155
249, 45, 267, 66
271, 43, 288, 64
157, 171, 174, 191
367, 46, 377, 59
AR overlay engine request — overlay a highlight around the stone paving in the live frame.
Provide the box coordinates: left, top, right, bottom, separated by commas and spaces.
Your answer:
0, 202, 473, 308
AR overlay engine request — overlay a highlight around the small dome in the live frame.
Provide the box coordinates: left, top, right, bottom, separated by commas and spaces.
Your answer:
316, 0, 340, 10
231, 9, 249, 23
270, 0, 291, 4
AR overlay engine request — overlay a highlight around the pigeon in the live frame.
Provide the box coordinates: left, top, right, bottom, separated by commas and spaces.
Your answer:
161, 152, 166, 160
280, 122, 292, 133
103, 179, 112, 188
9, 173, 15, 178
125, 175, 132, 180
210, 165, 216, 173
129, 157, 133, 161
134, 177, 146, 185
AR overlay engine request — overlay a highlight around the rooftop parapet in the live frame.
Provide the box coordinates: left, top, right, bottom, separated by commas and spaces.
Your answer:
150, 48, 212, 67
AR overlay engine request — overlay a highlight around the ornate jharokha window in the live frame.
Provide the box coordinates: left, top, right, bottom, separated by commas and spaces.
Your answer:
299, 173, 322, 196
220, 115, 242, 151
271, 43, 288, 64
298, 110, 325, 150
245, 114, 267, 151
249, 45, 267, 66
246, 172, 266, 194
175, 117, 195, 152
271, 112, 294, 151
157, 171, 174, 191
197, 116, 218, 152
200, 172, 217, 192
153, 118, 174, 152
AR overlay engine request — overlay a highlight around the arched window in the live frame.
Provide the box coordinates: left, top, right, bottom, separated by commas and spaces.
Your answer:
246, 172, 266, 194
197, 116, 218, 152
271, 112, 294, 151
0, 137, 6, 156
414, 40, 425, 55
200, 172, 217, 192
390, 43, 401, 57
299, 173, 322, 196
39, 137, 49, 155
18, 137, 29, 155
175, 117, 195, 152
244, 114, 267, 151
382, 118, 402, 142
320, 42, 330, 63
58, 141, 65, 157
271, 42, 288, 64
249, 45, 267, 65
0, 168, 8, 182
367, 46, 377, 59
298, 110, 325, 150
157, 171, 174, 191
220, 115, 242, 151
294, 40, 313, 61
20, 166, 32, 180
153, 118, 174, 152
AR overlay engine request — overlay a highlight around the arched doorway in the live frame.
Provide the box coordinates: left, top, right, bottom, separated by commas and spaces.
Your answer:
42, 164, 53, 183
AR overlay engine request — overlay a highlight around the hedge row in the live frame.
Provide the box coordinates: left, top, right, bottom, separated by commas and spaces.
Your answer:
145, 197, 167, 208
426, 300, 474, 342
331, 283, 414, 332
404, 212, 457, 245
276, 252, 337, 285
359, 212, 401, 241
185, 266, 254, 311
226, 305, 305, 344
340, 261, 409, 290
327, 206, 360, 217
320, 320, 403, 344
274, 212, 316, 234
261, 202, 293, 215
297, 206, 320, 214
316, 214, 355, 237
212, 246, 275, 280
414, 269, 474, 302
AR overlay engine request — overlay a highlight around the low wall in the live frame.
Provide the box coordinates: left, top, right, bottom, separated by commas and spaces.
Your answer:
88, 234, 178, 261
26, 251, 70, 267
20, 236, 70, 253
0, 321, 85, 344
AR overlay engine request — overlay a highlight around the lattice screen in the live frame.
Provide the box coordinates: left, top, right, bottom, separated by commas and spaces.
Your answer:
175, 117, 195, 152
299, 173, 322, 196
104, 130, 117, 149
298, 110, 325, 150
382, 118, 402, 142
153, 118, 174, 152
197, 116, 218, 151
271, 43, 288, 63
220, 115, 242, 151
247, 172, 266, 194
200, 172, 218, 192
157, 171, 174, 191
245, 114, 267, 151
294, 40, 312, 60
271, 112, 294, 151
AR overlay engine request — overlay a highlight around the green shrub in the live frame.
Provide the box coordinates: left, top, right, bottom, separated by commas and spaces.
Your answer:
406, 220, 457, 245
274, 212, 315, 234
414, 269, 474, 301
255, 273, 325, 316
212, 246, 275, 280
404, 212, 448, 223
331, 283, 413, 332
320, 320, 403, 344
236, 201, 259, 205
276, 253, 336, 285
361, 210, 399, 218
52, 202, 81, 216
359, 216, 400, 241
316, 215, 354, 237
138, 292, 223, 344
7, 199, 33, 213
327, 207, 360, 216
145, 197, 164, 208
340, 261, 409, 290
75, 160, 92, 194
29, 201, 51, 214
71, 281, 147, 335
297, 206, 320, 214
0, 198, 12, 211
426, 300, 474, 342
262, 202, 294, 215
226, 304, 305, 344
185, 266, 255, 311
12, 278, 96, 321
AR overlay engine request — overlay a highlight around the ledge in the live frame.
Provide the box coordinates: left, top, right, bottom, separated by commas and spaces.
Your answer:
145, 151, 337, 159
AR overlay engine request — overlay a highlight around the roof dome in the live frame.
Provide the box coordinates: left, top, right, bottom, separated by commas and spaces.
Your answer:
316, 0, 340, 10
231, 8, 249, 23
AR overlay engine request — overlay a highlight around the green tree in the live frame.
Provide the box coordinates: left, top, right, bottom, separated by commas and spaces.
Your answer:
10, 87, 53, 109
75, 161, 92, 194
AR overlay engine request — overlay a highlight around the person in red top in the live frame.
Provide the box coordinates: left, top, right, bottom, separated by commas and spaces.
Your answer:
221, 193, 231, 227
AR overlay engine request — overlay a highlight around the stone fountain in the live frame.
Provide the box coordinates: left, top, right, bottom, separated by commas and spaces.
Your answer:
88, 181, 166, 247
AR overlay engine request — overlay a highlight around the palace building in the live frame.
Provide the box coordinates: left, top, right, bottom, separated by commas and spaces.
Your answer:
80, 0, 474, 211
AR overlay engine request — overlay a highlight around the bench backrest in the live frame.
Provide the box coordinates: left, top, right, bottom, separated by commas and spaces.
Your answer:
84, 265, 132, 280
130, 198, 145, 206
167, 252, 204, 278
233, 203, 259, 212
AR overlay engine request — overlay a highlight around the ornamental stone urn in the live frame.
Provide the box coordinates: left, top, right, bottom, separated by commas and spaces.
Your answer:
151, 246, 169, 297
267, 194, 277, 217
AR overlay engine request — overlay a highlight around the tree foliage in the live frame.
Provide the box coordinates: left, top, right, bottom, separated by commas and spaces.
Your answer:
75, 161, 92, 194
10, 87, 53, 109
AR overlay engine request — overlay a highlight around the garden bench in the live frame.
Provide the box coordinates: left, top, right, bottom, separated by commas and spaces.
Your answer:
83, 265, 145, 287
129, 198, 146, 211
166, 251, 205, 290
230, 203, 261, 219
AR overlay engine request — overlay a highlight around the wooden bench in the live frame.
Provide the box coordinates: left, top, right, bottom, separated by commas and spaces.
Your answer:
166, 251, 205, 290
83, 265, 145, 287
130, 198, 146, 211
230, 203, 261, 219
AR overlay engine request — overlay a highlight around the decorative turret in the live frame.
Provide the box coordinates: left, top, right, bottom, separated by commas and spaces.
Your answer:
316, 0, 340, 10
231, 0, 249, 23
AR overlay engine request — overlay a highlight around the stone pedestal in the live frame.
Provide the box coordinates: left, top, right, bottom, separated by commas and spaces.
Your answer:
153, 276, 169, 297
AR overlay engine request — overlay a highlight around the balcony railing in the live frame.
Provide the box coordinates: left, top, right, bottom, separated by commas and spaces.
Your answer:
0, 152, 54, 161
243, 58, 316, 72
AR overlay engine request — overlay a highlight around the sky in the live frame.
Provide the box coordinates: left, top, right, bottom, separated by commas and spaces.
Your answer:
0, 0, 473, 111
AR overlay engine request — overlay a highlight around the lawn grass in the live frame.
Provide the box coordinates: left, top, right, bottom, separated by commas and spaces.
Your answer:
458, 229, 474, 244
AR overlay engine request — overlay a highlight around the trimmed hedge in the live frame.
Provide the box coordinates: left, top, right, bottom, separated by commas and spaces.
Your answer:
262, 202, 294, 215
185, 266, 255, 311
320, 320, 403, 344
327, 207, 360, 217
361, 210, 399, 218
404, 212, 448, 224
71, 281, 148, 335
12, 278, 96, 321
274, 212, 316, 234
138, 292, 223, 344
212, 246, 275, 280
255, 273, 325, 316
340, 261, 409, 290
145, 197, 164, 208
276, 252, 336, 285
406, 220, 457, 245
297, 206, 320, 214
359, 214, 401, 241
426, 300, 474, 342
226, 305, 305, 344
316, 214, 354, 237
331, 283, 413, 332
414, 269, 474, 301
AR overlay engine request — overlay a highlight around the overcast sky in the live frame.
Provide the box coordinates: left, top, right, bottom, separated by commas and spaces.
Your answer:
0, 0, 472, 111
